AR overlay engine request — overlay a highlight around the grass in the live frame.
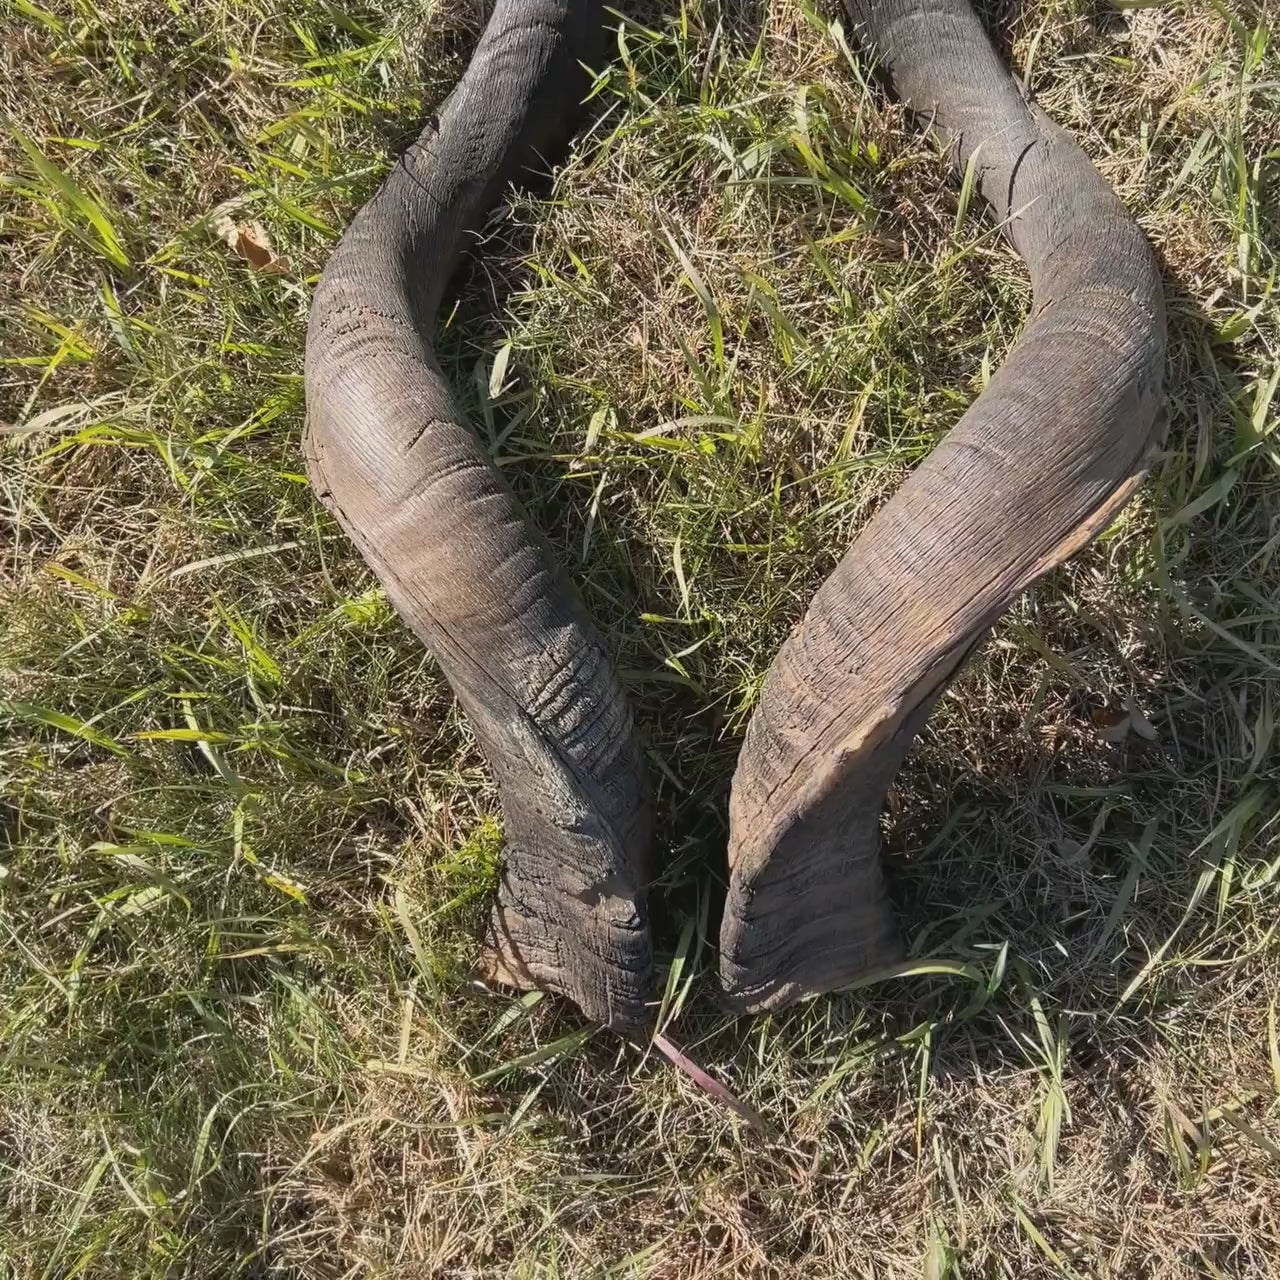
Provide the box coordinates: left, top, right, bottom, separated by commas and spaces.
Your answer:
2, 0, 1278, 1274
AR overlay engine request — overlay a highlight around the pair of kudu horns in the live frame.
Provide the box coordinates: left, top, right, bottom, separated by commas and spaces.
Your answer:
304, 0, 1166, 1028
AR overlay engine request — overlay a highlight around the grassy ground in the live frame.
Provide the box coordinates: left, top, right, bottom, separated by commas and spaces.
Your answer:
3, 0, 1279, 1274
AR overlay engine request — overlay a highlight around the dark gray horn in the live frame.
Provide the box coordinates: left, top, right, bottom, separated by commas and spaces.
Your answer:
304, 0, 652, 1029
720, 0, 1167, 1012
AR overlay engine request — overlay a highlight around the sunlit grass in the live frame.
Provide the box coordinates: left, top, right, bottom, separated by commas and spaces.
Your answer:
2, 0, 1278, 1275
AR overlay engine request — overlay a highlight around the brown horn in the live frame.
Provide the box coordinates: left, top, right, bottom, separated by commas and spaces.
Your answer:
720, 0, 1167, 1012
304, 0, 652, 1029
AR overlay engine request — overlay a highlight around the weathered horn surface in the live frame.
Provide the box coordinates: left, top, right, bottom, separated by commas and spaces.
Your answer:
719, 0, 1167, 1013
304, 0, 653, 1030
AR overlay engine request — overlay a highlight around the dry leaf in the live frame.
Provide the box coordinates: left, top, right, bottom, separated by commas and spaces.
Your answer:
211, 207, 290, 276
1090, 700, 1158, 744
230, 220, 289, 275
1128, 708, 1159, 741
1091, 705, 1131, 743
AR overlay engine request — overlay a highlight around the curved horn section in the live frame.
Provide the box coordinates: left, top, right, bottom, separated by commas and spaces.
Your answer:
304, 0, 652, 1029
719, 0, 1166, 1012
